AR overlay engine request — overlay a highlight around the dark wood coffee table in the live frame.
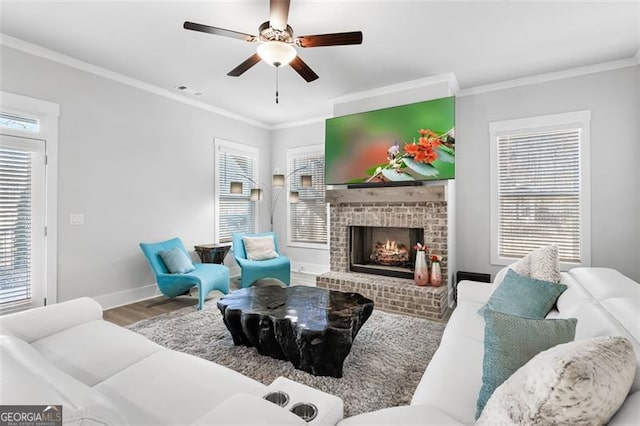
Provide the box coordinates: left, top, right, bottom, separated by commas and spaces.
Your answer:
217, 286, 374, 378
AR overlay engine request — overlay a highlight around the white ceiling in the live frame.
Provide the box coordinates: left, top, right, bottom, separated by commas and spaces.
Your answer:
1, 1, 639, 126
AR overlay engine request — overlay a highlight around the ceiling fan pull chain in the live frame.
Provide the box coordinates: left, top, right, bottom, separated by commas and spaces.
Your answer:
275, 65, 280, 104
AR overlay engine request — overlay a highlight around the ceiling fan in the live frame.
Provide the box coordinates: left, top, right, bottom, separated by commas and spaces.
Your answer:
183, 0, 363, 83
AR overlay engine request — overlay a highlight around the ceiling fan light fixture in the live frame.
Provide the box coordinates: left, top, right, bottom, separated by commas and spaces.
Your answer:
257, 41, 296, 67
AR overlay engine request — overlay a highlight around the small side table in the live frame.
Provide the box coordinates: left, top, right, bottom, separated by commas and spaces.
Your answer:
194, 243, 231, 264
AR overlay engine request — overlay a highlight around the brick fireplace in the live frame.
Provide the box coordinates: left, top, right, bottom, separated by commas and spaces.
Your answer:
316, 184, 451, 320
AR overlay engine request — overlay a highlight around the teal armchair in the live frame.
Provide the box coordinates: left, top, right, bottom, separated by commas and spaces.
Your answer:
139, 237, 229, 310
232, 232, 291, 288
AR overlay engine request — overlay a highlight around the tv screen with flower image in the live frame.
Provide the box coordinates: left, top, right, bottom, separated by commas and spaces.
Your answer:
324, 96, 455, 185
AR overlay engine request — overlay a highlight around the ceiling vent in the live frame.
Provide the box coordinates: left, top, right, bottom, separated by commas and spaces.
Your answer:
175, 85, 202, 96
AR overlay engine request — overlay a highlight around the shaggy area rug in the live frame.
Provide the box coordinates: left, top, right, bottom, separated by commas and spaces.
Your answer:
126, 300, 446, 417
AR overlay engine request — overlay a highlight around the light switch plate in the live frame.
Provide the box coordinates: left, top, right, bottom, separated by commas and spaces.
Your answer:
69, 213, 84, 225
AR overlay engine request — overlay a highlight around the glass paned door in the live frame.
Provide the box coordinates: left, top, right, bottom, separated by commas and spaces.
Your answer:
0, 135, 46, 311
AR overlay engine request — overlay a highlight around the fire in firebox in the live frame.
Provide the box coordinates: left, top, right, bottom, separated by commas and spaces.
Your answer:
370, 240, 410, 267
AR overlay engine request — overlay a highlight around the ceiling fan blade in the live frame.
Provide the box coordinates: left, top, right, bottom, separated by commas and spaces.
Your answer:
289, 56, 319, 82
227, 53, 262, 77
269, 0, 290, 31
183, 21, 256, 42
296, 31, 363, 48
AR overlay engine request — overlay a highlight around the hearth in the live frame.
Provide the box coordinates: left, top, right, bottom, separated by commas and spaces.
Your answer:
350, 226, 423, 279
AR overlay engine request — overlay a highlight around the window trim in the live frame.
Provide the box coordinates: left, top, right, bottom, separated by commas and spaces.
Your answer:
489, 110, 591, 269
213, 138, 259, 244
286, 144, 329, 250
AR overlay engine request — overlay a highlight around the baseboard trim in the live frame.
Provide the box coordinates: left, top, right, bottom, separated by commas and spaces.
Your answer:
94, 283, 161, 310
290, 261, 330, 276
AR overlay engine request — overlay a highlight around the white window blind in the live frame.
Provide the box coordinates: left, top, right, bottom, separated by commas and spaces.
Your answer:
289, 152, 327, 245
216, 145, 256, 243
496, 128, 584, 263
0, 147, 33, 307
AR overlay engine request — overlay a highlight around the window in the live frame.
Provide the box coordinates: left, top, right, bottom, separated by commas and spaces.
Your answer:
214, 139, 257, 243
490, 111, 591, 267
1, 94, 59, 312
287, 145, 327, 247
0, 135, 46, 311
0, 112, 40, 132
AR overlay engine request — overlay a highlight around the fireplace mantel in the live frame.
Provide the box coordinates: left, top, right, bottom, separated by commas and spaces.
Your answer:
326, 184, 446, 205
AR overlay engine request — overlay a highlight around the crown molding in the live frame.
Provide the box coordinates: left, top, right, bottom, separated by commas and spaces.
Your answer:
270, 115, 329, 130
0, 33, 270, 129
458, 56, 640, 97
329, 73, 459, 105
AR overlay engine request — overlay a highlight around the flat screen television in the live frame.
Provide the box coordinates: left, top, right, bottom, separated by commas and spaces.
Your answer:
325, 96, 455, 185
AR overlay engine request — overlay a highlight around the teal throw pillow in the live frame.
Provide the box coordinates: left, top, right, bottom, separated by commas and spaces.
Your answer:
159, 247, 195, 274
476, 309, 577, 419
480, 269, 567, 319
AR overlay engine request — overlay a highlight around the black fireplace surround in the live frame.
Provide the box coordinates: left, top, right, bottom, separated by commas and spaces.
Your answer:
349, 226, 424, 279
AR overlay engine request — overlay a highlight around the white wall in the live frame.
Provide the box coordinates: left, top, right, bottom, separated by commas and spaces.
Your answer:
0, 46, 271, 306
456, 65, 640, 282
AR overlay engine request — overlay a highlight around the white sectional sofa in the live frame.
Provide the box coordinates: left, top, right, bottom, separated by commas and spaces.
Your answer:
0, 297, 342, 426
1, 267, 638, 425
340, 267, 640, 425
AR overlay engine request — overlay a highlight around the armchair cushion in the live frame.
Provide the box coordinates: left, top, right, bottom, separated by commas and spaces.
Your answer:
233, 232, 290, 287
242, 235, 279, 261
158, 247, 195, 274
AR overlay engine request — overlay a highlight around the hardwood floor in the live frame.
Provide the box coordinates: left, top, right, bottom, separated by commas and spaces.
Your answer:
103, 296, 198, 327
103, 272, 317, 327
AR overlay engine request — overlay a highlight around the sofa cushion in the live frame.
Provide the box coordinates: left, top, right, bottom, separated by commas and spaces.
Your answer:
0, 297, 103, 343
95, 350, 267, 425
456, 280, 493, 305
568, 267, 640, 301
441, 300, 485, 343
158, 247, 196, 274
0, 335, 126, 425
481, 269, 567, 319
476, 310, 577, 418
493, 244, 560, 290
477, 336, 635, 425
411, 335, 484, 424
558, 268, 640, 393
32, 319, 162, 386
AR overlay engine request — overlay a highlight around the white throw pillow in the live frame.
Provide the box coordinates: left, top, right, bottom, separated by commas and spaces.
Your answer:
477, 336, 636, 425
493, 244, 559, 291
243, 235, 279, 261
